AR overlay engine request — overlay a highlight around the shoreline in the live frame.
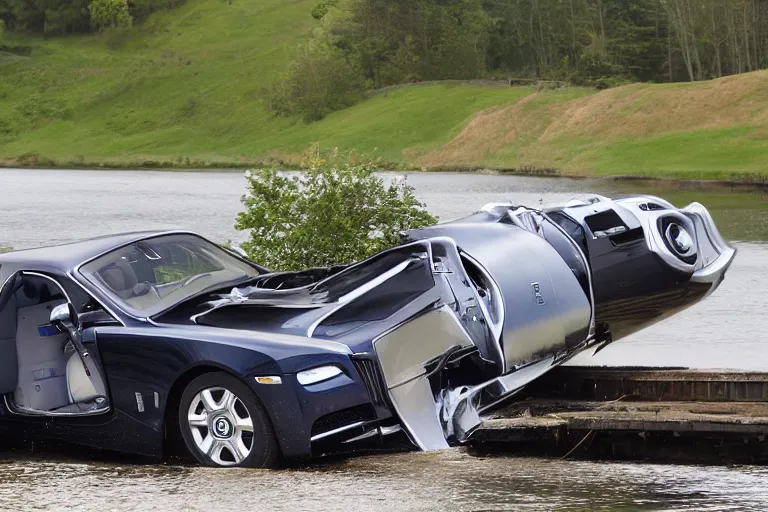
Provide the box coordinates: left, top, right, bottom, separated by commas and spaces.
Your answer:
3, 161, 768, 192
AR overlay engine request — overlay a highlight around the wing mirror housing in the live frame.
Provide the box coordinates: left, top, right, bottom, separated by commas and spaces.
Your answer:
50, 303, 72, 324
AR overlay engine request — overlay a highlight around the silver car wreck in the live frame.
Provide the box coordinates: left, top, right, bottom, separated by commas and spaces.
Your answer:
197, 193, 735, 454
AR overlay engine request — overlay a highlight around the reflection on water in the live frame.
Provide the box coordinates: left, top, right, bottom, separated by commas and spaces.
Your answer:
1, 169, 768, 510
2, 450, 768, 511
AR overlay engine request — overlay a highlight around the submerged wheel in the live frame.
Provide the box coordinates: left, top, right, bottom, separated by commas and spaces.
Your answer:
178, 372, 280, 468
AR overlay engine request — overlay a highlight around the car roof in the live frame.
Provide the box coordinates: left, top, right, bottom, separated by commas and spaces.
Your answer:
0, 231, 184, 272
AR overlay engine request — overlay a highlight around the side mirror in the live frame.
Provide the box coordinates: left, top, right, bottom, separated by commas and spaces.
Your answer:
50, 303, 73, 324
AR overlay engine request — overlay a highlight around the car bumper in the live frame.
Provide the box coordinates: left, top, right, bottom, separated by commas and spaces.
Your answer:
249, 358, 393, 459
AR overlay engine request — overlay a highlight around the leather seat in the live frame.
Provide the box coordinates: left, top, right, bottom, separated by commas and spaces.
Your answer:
66, 352, 107, 404
14, 300, 70, 411
99, 259, 138, 298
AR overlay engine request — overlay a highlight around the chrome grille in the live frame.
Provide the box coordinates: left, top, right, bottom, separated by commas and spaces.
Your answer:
352, 358, 388, 407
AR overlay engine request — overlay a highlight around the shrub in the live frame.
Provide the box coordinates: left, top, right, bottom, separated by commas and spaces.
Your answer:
264, 46, 366, 122
0, 247, 12, 254
89, 0, 132, 31
235, 146, 438, 271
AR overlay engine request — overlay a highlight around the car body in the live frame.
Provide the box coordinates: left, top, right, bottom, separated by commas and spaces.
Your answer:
0, 194, 735, 466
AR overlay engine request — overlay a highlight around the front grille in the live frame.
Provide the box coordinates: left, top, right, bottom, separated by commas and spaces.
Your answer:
311, 404, 376, 438
352, 357, 388, 407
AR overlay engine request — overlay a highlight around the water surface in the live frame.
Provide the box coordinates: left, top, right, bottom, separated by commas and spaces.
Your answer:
2, 450, 768, 512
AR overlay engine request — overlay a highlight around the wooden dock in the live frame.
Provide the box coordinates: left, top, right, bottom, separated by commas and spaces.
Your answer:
469, 367, 768, 464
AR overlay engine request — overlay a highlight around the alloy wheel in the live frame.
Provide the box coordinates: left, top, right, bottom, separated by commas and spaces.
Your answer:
187, 387, 254, 466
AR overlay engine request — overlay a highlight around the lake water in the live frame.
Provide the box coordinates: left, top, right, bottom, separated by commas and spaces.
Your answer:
1, 168, 767, 511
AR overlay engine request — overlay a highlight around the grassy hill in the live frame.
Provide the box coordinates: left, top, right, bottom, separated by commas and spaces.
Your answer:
2, 0, 768, 181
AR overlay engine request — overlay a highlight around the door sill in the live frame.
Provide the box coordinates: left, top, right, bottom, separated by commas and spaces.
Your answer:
4, 396, 111, 418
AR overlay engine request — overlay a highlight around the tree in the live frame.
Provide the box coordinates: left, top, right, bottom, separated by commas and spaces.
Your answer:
235, 146, 438, 271
88, 0, 132, 31
264, 45, 366, 122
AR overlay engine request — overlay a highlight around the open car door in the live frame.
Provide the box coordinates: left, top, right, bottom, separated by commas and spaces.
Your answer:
0, 272, 22, 397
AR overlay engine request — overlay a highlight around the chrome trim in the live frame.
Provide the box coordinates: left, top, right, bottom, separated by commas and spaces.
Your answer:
310, 421, 367, 442
308, 260, 412, 337
337, 259, 411, 304
96, 323, 353, 354
459, 252, 505, 372
190, 301, 239, 325
73, 230, 253, 275
297, 365, 343, 386
3, 395, 110, 418
691, 247, 736, 284
22, 271, 74, 304
66, 271, 126, 327
684, 202, 737, 285
387, 376, 450, 450
306, 304, 361, 338
372, 305, 475, 450
442, 355, 558, 443
342, 429, 380, 444
380, 424, 403, 436
254, 376, 283, 385
72, 230, 262, 322
341, 424, 404, 444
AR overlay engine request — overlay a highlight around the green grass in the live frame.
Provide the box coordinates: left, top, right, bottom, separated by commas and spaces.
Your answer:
590, 126, 768, 180
246, 84, 535, 163
3, 0, 768, 181
0, 0, 533, 168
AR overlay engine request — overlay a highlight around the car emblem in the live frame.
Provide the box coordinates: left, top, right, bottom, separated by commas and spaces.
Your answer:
531, 282, 545, 306
214, 417, 233, 438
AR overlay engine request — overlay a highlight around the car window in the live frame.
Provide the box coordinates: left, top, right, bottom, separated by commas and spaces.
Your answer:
151, 244, 222, 285
79, 234, 260, 317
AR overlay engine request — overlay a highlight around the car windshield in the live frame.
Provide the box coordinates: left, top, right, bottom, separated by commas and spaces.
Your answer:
79, 234, 260, 317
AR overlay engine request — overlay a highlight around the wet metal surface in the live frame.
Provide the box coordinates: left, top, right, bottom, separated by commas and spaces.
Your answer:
1, 169, 768, 510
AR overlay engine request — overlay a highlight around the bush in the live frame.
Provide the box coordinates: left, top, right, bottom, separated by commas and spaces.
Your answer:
235, 146, 438, 271
0, 247, 12, 254
89, 0, 132, 31
570, 50, 626, 85
264, 46, 366, 122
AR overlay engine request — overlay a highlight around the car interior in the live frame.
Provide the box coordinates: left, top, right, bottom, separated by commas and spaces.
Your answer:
0, 273, 109, 416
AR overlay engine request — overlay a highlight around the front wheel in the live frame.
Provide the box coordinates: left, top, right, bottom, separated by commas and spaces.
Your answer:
178, 372, 280, 468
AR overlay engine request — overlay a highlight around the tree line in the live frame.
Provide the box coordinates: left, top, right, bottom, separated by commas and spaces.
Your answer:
3, 0, 767, 117
0, 0, 182, 33
268, 0, 768, 121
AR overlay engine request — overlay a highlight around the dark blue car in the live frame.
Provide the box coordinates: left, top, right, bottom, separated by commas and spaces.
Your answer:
0, 195, 734, 467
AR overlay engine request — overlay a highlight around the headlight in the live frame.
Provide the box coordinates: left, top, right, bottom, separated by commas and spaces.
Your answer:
297, 365, 343, 386
666, 222, 693, 255
660, 217, 697, 264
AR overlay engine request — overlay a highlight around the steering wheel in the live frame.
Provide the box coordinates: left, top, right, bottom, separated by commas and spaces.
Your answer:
0, 273, 22, 313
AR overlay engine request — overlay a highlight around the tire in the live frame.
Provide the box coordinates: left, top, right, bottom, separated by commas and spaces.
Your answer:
178, 372, 280, 468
